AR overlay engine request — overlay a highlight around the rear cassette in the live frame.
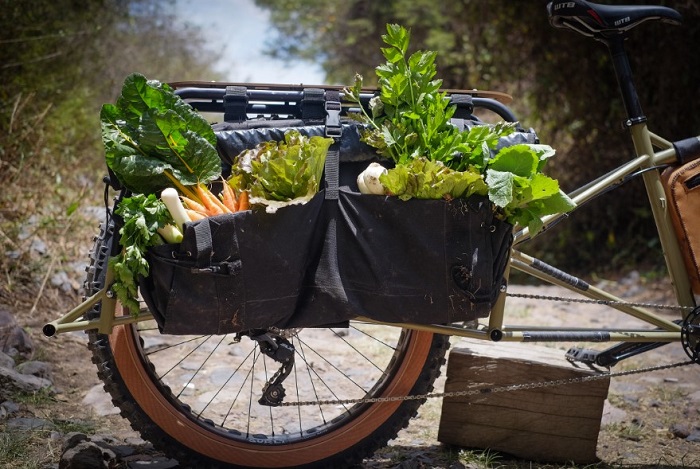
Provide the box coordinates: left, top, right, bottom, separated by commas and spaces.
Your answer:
681, 306, 700, 363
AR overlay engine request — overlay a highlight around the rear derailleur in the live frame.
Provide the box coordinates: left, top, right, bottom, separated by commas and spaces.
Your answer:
245, 330, 295, 406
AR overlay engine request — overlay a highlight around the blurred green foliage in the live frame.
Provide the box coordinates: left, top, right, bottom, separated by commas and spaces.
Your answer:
0, 0, 222, 306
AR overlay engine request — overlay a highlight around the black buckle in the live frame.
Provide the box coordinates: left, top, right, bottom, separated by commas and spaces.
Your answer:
325, 100, 342, 138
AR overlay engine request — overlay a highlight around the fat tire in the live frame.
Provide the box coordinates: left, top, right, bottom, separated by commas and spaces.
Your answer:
85, 219, 449, 468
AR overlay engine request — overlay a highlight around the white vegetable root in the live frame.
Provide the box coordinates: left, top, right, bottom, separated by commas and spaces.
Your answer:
357, 162, 387, 195
161, 187, 191, 229
157, 224, 183, 244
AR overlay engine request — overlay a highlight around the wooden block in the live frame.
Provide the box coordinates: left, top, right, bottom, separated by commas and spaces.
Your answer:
438, 339, 610, 464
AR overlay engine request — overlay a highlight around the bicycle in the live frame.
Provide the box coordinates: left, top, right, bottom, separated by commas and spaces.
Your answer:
43, 1, 700, 467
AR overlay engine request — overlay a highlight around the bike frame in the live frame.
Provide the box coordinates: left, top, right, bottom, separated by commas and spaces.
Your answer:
44, 29, 698, 354
359, 123, 692, 345
44, 118, 695, 346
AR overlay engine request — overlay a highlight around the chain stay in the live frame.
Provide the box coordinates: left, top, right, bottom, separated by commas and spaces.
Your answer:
282, 292, 696, 407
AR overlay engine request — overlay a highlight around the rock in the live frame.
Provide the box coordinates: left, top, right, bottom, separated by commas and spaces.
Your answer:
669, 423, 692, 439
688, 390, 700, 403
16, 360, 52, 380
7, 417, 54, 431
601, 400, 627, 426
62, 432, 90, 451
0, 351, 14, 369
82, 384, 119, 416
59, 434, 180, 469
1, 400, 20, 416
124, 455, 180, 468
59, 440, 117, 469
0, 307, 34, 359
0, 364, 53, 400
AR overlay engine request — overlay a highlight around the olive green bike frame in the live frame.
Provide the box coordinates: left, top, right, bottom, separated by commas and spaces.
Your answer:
44, 119, 696, 347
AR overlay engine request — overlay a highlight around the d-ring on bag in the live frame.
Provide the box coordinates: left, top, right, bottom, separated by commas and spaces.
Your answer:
139, 121, 516, 335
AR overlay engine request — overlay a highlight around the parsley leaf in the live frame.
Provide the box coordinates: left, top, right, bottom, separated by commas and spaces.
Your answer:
110, 193, 173, 314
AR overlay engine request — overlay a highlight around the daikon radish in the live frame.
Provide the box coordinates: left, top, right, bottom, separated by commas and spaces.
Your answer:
161, 187, 191, 228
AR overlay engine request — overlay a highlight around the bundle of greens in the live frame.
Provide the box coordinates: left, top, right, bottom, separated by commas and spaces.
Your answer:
101, 75, 333, 312
232, 130, 333, 212
345, 24, 574, 234
101, 73, 223, 314
102, 73, 221, 195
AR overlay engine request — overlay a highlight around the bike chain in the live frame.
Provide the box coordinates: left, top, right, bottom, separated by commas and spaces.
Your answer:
505, 291, 696, 312
281, 359, 693, 407
280, 291, 697, 407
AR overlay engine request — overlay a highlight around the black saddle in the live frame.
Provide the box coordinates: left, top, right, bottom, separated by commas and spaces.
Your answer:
547, 0, 682, 39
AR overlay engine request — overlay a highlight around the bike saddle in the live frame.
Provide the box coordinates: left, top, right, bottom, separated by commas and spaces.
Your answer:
547, 0, 682, 38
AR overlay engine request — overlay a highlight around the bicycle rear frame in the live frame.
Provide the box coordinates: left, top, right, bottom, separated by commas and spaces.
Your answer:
380, 122, 692, 345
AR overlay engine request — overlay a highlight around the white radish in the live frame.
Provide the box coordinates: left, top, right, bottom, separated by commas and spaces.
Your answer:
357, 162, 387, 195
357, 175, 370, 194
161, 187, 191, 229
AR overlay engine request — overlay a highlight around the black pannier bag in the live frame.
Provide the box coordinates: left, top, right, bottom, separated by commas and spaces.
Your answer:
139, 121, 523, 335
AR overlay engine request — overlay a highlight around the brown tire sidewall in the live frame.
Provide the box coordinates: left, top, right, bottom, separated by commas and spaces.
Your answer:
109, 324, 435, 468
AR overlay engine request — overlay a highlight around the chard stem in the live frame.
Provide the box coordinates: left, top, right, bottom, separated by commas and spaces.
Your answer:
163, 171, 199, 202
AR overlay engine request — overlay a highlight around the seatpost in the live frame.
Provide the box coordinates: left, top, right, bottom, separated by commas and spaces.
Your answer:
606, 35, 646, 125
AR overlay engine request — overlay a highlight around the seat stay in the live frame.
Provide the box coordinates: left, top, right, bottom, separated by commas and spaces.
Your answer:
548, 0, 682, 38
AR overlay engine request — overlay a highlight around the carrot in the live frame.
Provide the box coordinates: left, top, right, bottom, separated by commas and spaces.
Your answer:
237, 190, 250, 211
221, 181, 238, 212
185, 209, 206, 221
207, 186, 231, 214
181, 196, 208, 214
195, 184, 225, 215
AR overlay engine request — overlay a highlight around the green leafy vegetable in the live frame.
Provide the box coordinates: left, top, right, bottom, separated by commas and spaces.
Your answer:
345, 24, 516, 169
101, 73, 221, 194
380, 158, 487, 201
110, 193, 173, 314
345, 23, 575, 233
485, 144, 574, 234
234, 130, 333, 209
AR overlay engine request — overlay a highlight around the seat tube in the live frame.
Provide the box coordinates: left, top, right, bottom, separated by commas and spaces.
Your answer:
630, 124, 695, 309
607, 36, 695, 309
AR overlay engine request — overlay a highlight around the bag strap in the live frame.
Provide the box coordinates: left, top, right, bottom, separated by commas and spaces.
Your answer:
223, 86, 248, 123
191, 219, 213, 267
324, 90, 342, 200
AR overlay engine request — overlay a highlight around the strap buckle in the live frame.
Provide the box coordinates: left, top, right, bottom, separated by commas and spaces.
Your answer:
325, 99, 342, 138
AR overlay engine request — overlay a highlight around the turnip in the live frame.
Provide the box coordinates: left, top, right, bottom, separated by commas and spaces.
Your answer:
357, 162, 387, 195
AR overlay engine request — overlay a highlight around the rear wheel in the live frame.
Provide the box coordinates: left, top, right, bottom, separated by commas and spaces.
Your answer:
86, 219, 449, 468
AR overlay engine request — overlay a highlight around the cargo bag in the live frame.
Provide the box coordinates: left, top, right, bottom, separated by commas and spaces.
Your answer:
662, 159, 700, 296
139, 122, 517, 335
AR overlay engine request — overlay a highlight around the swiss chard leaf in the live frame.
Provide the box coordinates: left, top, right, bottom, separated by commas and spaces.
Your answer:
101, 73, 220, 194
